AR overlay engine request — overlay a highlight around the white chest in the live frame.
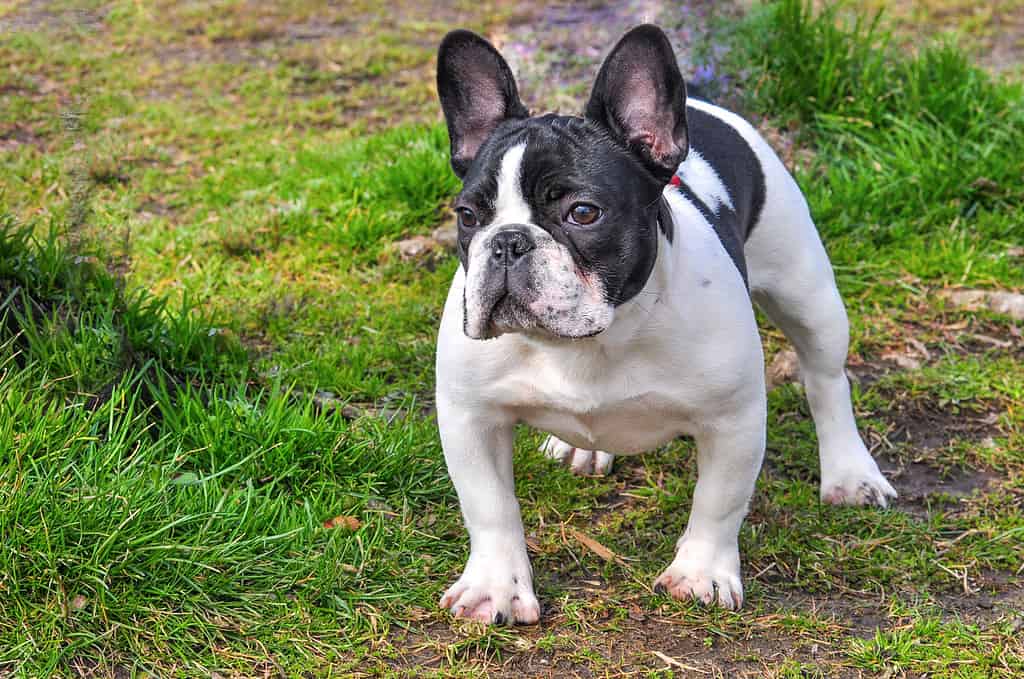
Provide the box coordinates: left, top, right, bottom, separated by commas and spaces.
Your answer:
486, 343, 700, 454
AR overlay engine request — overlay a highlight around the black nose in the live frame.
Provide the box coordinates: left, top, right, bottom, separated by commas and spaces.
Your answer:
491, 228, 535, 265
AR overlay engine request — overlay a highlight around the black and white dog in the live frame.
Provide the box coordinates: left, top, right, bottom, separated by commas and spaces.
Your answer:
434, 25, 896, 625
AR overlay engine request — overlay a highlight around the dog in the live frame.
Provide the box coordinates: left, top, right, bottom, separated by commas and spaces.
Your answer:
433, 25, 896, 625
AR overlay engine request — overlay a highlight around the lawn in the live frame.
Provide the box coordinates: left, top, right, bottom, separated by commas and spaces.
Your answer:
1, 0, 1022, 676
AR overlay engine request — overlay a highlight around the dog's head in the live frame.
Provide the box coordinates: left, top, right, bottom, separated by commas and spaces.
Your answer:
437, 25, 688, 340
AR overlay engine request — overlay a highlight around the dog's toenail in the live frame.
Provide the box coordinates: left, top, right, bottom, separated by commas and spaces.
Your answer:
494, 612, 506, 625
654, 582, 667, 595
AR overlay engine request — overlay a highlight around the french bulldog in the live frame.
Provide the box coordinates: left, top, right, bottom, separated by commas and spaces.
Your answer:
433, 25, 896, 625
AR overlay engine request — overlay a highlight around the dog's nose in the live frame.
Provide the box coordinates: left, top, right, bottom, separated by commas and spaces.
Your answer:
491, 228, 535, 266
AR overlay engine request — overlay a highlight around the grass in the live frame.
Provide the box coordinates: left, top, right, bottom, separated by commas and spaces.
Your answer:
1, 0, 1023, 675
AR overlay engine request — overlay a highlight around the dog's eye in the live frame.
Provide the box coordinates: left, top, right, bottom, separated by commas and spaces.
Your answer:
456, 208, 479, 228
567, 203, 602, 226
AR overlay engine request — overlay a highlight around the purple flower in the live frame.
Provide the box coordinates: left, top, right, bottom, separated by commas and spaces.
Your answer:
693, 63, 715, 85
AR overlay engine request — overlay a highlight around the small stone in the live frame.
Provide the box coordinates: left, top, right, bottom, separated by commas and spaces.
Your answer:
943, 289, 1024, 321
432, 223, 458, 251
395, 235, 436, 260
881, 351, 921, 370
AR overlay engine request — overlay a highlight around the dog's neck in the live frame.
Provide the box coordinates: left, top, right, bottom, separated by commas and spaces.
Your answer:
590, 224, 675, 351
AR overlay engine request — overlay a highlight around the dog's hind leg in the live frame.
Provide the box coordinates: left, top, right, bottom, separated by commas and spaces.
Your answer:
540, 435, 615, 476
745, 181, 896, 507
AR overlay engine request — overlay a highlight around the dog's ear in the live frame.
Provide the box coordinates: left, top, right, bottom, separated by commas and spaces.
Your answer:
437, 30, 528, 178
585, 25, 688, 184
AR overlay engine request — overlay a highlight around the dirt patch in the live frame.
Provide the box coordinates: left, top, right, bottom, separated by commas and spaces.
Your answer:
385, 608, 854, 678
384, 576, 1024, 677
866, 389, 1005, 516
882, 398, 1003, 454
0, 123, 45, 152
383, 559, 1024, 677
880, 455, 1003, 523
934, 570, 1024, 626
884, 460, 999, 509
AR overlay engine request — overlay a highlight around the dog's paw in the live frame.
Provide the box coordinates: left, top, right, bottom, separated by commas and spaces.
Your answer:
653, 539, 743, 610
821, 462, 897, 508
540, 435, 614, 476
440, 561, 540, 625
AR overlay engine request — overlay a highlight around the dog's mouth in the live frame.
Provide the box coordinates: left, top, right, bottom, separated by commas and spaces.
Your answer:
469, 292, 535, 340
463, 247, 615, 341
467, 292, 608, 341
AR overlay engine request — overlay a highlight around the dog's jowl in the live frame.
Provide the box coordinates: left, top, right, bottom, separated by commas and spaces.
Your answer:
434, 25, 896, 625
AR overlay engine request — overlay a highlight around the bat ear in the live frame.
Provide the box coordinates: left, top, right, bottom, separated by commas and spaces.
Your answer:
437, 30, 528, 178
585, 25, 689, 184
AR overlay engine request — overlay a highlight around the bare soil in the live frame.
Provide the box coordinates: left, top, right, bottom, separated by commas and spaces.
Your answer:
385, 579, 1023, 677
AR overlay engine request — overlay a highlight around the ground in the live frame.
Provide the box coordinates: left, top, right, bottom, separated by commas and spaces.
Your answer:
0, 0, 1022, 676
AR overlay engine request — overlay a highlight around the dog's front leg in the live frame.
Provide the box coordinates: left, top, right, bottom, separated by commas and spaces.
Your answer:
654, 403, 766, 610
437, 396, 540, 625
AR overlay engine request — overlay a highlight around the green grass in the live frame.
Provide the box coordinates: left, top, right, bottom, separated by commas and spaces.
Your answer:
1, 0, 1023, 675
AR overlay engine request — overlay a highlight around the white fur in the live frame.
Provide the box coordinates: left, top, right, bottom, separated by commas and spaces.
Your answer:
436, 99, 895, 624
493, 143, 531, 224
463, 144, 532, 337
676, 148, 734, 213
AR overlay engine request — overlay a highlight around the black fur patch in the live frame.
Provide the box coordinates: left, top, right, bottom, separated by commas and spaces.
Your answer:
657, 196, 674, 243
686, 106, 766, 241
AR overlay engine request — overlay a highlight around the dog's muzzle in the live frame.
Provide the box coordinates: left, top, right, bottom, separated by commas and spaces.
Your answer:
464, 225, 537, 339
463, 223, 614, 340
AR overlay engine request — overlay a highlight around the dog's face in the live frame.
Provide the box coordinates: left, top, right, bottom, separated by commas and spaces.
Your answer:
437, 27, 689, 340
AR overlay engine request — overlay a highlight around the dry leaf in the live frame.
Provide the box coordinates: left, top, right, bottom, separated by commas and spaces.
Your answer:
323, 515, 361, 530
652, 650, 705, 673
569, 527, 624, 565
525, 534, 542, 554
766, 349, 800, 390
905, 336, 931, 360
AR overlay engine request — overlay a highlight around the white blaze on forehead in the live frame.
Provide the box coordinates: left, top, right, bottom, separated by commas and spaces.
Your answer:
677, 149, 734, 214
493, 142, 531, 225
